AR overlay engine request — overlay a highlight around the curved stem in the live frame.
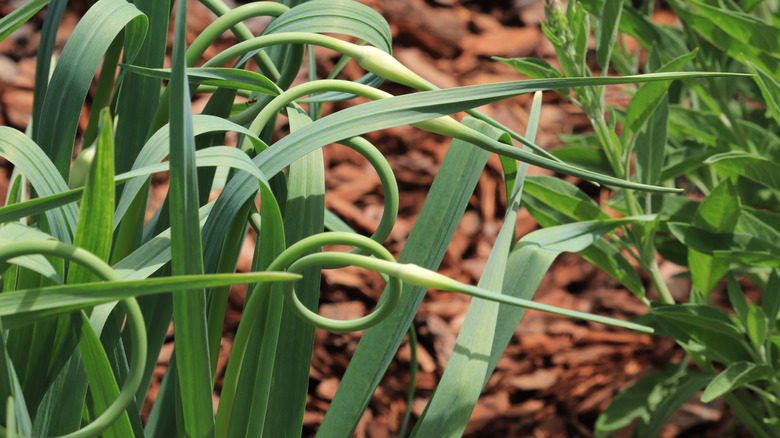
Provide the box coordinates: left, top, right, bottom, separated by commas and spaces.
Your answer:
216, 232, 397, 436
192, 1, 288, 79
147, 2, 289, 138
243, 80, 398, 245
248, 78, 680, 193
0, 241, 147, 438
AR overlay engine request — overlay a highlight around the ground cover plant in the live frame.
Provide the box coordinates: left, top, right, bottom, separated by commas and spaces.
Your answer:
0, 0, 775, 436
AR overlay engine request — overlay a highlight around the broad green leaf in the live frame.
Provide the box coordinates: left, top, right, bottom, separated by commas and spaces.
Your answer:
761, 270, 780, 325
215, 142, 287, 436
634, 94, 668, 185
264, 0, 391, 51
659, 142, 720, 182
522, 216, 654, 253
687, 0, 780, 57
595, 0, 622, 70
478, 216, 656, 408
746, 302, 768, 348
551, 142, 615, 175
706, 151, 780, 191
67, 108, 114, 285
667, 106, 738, 148
668, 222, 780, 267
671, 1, 779, 76
689, 179, 740, 295
523, 175, 610, 222
580, 240, 645, 298
688, 249, 729, 297
519, 177, 644, 297
120, 65, 280, 96
745, 60, 780, 127
492, 57, 563, 79
35, 0, 147, 178
109, 0, 172, 263
738, 208, 780, 243
221, 195, 286, 437
693, 179, 741, 233
113, 0, 171, 173
701, 362, 773, 403
726, 274, 749, 324
646, 304, 751, 363
595, 367, 714, 438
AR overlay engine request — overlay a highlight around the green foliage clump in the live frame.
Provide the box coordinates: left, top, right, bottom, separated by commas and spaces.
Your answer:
0, 0, 774, 436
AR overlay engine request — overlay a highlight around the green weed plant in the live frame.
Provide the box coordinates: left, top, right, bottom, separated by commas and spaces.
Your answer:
0, 0, 772, 436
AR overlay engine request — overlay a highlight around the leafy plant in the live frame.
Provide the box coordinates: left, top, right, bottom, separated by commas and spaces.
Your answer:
498, 0, 780, 436
0, 0, 751, 436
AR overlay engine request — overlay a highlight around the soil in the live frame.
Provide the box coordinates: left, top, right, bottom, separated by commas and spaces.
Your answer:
0, 1, 742, 436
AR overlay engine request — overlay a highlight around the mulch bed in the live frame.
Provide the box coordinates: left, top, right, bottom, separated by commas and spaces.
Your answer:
0, 1, 742, 436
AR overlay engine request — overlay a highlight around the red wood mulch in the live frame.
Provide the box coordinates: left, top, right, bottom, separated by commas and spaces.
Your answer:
0, 1, 743, 436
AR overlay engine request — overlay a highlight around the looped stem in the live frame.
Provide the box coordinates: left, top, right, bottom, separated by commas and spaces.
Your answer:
0, 240, 147, 438
277, 235, 401, 332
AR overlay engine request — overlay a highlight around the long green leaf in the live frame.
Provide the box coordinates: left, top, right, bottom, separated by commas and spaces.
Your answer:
412, 118, 517, 437
262, 105, 325, 437
0, 127, 77, 243
0, 0, 48, 42
35, 0, 147, 178
67, 108, 114, 284
595, 0, 622, 71
168, 0, 215, 433
705, 151, 780, 191
318, 117, 490, 436
257, 73, 733, 193
701, 362, 773, 403
120, 65, 279, 96
0, 272, 298, 330
78, 311, 133, 438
